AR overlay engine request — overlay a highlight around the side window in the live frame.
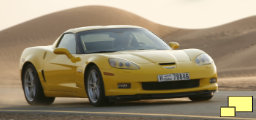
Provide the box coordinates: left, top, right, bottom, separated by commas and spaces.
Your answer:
57, 33, 76, 54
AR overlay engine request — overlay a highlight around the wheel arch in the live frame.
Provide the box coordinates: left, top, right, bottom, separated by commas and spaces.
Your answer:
21, 61, 34, 84
20, 46, 51, 89
84, 62, 99, 82
83, 62, 105, 91
83, 62, 110, 106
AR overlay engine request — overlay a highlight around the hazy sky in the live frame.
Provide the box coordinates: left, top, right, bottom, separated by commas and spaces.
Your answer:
0, 0, 256, 31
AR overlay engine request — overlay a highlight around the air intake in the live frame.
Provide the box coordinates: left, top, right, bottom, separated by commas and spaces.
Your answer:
159, 62, 176, 65
142, 79, 200, 90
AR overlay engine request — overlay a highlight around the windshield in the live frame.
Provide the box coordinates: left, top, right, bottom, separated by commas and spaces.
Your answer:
77, 28, 171, 54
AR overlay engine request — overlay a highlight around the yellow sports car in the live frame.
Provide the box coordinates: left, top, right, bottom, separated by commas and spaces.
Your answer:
20, 25, 218, 106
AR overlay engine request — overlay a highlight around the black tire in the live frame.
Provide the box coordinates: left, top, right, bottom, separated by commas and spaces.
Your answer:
189, 92, 213, 101
85, 65, 110, 106
22, 64, 55, 105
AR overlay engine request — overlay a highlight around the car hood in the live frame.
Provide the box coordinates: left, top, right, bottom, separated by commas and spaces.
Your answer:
103, 49, 204, 64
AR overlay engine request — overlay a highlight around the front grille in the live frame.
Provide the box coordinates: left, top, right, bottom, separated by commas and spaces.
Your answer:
142, 79, 200, 90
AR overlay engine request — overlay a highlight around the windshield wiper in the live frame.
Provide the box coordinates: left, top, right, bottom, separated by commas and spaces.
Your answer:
88, 50, 117, 53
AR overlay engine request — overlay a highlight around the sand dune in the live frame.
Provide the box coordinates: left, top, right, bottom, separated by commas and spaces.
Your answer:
163, 16, 256, 77
0, 5, 175, 62
0, 6, 176, 85
0, 5, 255, 85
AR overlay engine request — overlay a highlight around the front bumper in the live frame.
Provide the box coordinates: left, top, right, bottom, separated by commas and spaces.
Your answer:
101, 63, 218, 96
109, 90, 216, 101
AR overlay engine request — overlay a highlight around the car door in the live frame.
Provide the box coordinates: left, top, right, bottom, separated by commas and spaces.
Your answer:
43, 33, 78, 92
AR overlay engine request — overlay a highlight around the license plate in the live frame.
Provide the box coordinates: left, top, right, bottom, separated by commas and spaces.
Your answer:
158, 73, 190, 82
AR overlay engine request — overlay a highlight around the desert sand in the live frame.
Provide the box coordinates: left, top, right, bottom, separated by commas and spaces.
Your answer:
0, 6, 255, 90
163, 16, 256, 77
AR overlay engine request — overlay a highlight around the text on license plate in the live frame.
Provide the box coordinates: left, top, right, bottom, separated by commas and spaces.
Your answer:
158, 73, 190, 82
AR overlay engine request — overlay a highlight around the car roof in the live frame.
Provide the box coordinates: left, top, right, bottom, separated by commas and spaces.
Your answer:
65, 25, 143, 33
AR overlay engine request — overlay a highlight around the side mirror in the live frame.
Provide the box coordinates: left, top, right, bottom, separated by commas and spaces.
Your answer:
54, 48, 81, 63
54, 48, 70, 55
169, 42, 180, 50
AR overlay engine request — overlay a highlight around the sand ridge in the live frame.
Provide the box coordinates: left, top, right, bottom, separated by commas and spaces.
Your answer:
163, 16, 256, 77
0, 5, 255, 86
0, 6, 176, 85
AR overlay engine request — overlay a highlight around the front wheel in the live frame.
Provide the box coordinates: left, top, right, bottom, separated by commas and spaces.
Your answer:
22, 64, 55, 105
85, 65, 110, 106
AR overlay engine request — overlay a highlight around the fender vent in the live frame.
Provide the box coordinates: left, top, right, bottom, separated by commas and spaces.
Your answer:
41, 70, 46, 82
43, 52, 47, 59
159, 62, 176, 66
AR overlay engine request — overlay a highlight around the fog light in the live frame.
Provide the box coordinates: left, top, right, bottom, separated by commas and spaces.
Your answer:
210, 78, 217, 83
118, 83, 131, 89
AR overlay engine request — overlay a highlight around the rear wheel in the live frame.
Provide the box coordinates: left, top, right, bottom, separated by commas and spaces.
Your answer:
85, 65, 110, 106
22, 64, 55, 105
189, 92, 213, 101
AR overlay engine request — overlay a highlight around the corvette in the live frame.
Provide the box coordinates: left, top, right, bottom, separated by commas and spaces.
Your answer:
20, 25, 218, 106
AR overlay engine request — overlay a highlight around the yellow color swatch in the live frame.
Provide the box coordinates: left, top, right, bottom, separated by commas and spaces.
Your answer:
228, 96, 253, 112
220, 107, 236, 117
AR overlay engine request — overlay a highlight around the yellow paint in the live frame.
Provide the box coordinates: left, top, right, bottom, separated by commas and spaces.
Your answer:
19, 25, 218, 98
220, 107, 236, 117
228, 96, 253, 112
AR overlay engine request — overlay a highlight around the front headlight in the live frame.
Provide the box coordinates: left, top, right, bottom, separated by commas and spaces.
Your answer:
109, 58, 140, 70
195, 53, 213, 65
